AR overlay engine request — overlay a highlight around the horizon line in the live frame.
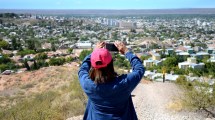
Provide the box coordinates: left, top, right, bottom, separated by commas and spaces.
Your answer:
0, 8, 215, 10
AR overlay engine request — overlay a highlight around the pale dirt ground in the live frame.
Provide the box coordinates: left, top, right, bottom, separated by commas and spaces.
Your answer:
67, 80, 215, 120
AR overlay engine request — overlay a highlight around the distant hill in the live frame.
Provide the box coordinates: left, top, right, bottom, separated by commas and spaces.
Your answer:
0, 8, 215, 15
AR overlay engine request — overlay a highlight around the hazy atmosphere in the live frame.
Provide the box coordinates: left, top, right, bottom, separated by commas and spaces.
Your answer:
0, 0, 215, 9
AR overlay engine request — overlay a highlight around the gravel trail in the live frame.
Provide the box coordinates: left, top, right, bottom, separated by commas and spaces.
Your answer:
132, 81, 207, 120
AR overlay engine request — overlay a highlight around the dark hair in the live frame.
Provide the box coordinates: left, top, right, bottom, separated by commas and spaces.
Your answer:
89, 60, 117, 84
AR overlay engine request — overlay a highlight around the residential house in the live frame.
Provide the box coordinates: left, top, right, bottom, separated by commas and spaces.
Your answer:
187, 57, 197, 64
191, 51, 210, 59
187, 48, 194, 54
177, 51, 190, 57
152, 53, 161, 61
144, 60, 154, 68
178, 57, 204, 69
166, 48, 174, 55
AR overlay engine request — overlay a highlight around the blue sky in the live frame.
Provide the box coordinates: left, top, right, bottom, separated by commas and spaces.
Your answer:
0, 0, 215, 9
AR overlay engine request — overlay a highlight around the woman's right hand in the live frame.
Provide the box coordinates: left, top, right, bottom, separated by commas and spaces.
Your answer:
114, 41, 129, 55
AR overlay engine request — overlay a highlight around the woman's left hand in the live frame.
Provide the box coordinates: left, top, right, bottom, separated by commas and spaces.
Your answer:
95, 41, 105, 49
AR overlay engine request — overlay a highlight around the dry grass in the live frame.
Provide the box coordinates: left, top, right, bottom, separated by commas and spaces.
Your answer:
167, 99, 183, 112
0, 65, 87, 120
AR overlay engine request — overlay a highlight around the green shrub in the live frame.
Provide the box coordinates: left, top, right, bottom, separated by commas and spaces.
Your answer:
35, 53, 48, 60
182, 81, 214, 111
0, 54, 11, 64
79, 50, 92, 61
66, 57, 74, 63
49, 57, 66, 66
67, 48, 73, 54
114, 54, 130, 69
0, 39, 9, 49
0, 62, 17, 72
176, 75, 187, 85
176, 76, 215, 116
17, 49, 36, 57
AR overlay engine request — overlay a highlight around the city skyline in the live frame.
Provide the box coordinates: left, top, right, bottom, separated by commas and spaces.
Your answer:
0, 0, 215, 9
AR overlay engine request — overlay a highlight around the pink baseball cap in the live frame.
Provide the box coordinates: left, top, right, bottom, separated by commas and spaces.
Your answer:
91, 48, 112, 69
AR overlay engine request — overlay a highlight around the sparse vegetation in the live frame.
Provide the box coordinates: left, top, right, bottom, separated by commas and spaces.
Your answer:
49, 57, 66, 66
17, 49, 36, 57
0, 67, 87, 120
114, 54, 130, 69
176, 76, 215, 117
79, 50, 92, 61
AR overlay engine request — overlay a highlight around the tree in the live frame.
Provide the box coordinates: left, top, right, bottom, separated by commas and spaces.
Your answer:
35, 53, 48, 60
0, 55, 11, 64
163, 57, 177, 67
23, 59, 31, 71
11, 37, 18, 50
26, 39, 36, 50
67, 48, 73, 54
130, 29, 136, 33
114, 54, 130, 69
51, 42, 56, 52
79, 50, 92, 61
0, 40, 9, 49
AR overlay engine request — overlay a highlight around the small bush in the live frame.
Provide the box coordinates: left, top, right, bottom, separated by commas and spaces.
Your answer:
35, 53, 48, 60
17, 49, 36, 57
79, 50, 92, 61
176, 76, 215, 117
49, 57, 66, 66
176, 75, 187, 85
66, 57, 74, 63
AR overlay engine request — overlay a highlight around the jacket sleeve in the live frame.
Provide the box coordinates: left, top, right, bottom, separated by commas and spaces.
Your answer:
78, 54, 91, 89
125, 52, 145, 92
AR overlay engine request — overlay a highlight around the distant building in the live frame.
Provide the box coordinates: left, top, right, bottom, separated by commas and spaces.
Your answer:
75, 41, 92, 49
119, 21, 137, 29
187, 48, 194, 54
193, 46, 202, 52
177, 52, 190, 56
191, 51, 210, 59
207, 49, 214, 54
178, 56, 204, 69
187, 57, 197, 64
178, 60, 204, 70
152, 53, 161, 61
144, 60, 154, 68
166, 48, 174, 55
190, 63, 205, 69
178, 62, 190, 69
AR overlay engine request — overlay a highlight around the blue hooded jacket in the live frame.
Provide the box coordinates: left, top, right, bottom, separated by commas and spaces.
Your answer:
78, 52, 145, 120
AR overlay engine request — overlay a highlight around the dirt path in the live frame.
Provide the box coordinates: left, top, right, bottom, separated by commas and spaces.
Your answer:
68, 81, 213, 120
132, 81, 206, 120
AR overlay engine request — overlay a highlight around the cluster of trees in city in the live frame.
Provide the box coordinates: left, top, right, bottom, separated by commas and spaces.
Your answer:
176, 76, 215, 117
22, 50, 75, 71
0, 13, 19, 18
0, 43, 76, 72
